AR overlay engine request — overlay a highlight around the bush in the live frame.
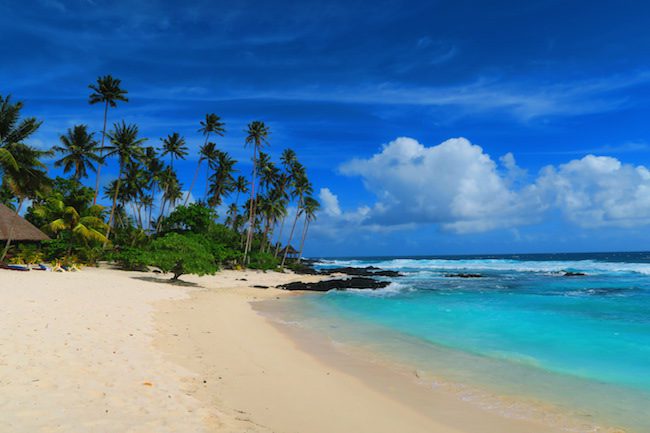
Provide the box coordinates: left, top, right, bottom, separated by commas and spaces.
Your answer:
110, 246, 150, 271
248, 251, 279, 271
149, 233, 217, 280
159, 203, 217, 235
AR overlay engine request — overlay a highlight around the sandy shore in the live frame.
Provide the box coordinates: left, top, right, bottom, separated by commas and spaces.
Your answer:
1, 266, 571, 432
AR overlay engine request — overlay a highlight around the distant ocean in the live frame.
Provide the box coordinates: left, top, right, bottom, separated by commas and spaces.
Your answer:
266, 252, 650, 432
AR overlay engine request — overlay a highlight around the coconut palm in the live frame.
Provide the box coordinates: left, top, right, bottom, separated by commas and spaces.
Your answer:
0, 95, 42, 178
88, 75, 128, 203
199, 142, 219, 198
243, 120, 270, 262
0, 96, 51, 260
159, 132, 188, 169
272, 172, 290, 257
36, 198, 108, 254
298, 196, 320, 259
53, 125, 101, 181
260, 187, 288, 253
185, 113, 225, 205
207, 150, 237, 208
227, 175, 248, 230
281, 166, 312, 267
142, 147, 164, 231
0, 142, 52, 260
102, 121, 146, 241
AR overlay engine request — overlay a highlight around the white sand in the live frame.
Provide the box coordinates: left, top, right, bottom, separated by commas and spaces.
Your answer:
0, 267, 573, 433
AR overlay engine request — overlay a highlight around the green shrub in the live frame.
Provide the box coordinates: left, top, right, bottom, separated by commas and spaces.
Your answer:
159, 203, 217, 235
111, 246, 150, 271
248, 251, 279, 271
149, 233, 217, 280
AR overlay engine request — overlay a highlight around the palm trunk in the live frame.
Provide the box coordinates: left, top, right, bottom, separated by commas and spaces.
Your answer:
273, 216, 286, 257
281, 199, 302, 267
244, 145, 258, 263
0, 198, 25, 262
298, 217, 310, 260
184, 136, 209, 206
93, 100, 109, 204
259, 216, 271, 253
104, 164, 123, 244
148, 185, 156, 232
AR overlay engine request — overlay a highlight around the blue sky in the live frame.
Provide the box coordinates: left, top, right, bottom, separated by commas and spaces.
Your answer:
3, 0, 650, 256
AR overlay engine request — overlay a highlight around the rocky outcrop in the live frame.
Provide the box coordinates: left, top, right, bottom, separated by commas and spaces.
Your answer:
320, 266, 403, 277
444, 273, 483, 278
278, 277, 390, 292
562, 271, 587, 277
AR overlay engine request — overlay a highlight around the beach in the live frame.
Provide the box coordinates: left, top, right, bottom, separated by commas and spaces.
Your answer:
0, 266, 619, 432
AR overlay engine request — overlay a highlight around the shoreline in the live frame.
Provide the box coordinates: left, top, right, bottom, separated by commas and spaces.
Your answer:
0, 266, 630, 432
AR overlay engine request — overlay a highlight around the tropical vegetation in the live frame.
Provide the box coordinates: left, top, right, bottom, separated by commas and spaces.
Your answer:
0, 78, 320, 279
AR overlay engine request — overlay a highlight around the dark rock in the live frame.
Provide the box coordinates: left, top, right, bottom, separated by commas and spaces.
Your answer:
278, 277, 390, 292
253, 285, 269, 289
563, 271, 587, 277
321, 266, 403, 277
444, 273, 483, 278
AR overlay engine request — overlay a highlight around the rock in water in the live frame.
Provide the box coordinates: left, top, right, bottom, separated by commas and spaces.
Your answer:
278, 277, 390, 292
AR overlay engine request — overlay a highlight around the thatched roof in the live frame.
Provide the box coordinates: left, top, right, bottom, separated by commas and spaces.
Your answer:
0, 203, 49, 242
281, 245, 299, 255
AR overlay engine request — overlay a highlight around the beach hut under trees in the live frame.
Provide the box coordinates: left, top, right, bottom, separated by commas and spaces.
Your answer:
0, 203, 49, 260
280, 245, 300, 260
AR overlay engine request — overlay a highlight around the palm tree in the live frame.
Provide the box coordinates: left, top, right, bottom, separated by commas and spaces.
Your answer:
185, 113, 225, 205
53, 125, 101, 181
102, 121, 146, 241
228, 175, 248, 228
159, 132, 188, 169
0, 142, 51, 260
142, 147, 164, 231
282, 166, 312, 267
260, 187, 288, 253
207, 150, 237, 208
155, 165, 179, 230
1, 95, 42, 176
273, 149, 297, 257
272, 172, 290, 257
243, 120, 270, 262
88, 75, 128, 204
0, 96, 50, 260
35, 198, 108, 254
298, 196, 320, 259
199, 142, 219, 198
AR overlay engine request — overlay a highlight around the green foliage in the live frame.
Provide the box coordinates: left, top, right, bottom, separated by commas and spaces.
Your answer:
110, 246, 150, 271
9, 244, 44, 264
26, 177, 95, 228
160, 203, 217, 234
149, 233, 217, 280
248, 251, 279, 270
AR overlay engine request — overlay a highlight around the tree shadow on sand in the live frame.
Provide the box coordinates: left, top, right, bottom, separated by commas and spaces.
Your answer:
130, 275, 201, 287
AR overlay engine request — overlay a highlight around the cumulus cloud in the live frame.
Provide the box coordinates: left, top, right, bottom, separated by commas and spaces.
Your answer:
319, 188, 341, 217
536, 155, 650, 227
318, 136, 650, 236
339, 137, 541, 233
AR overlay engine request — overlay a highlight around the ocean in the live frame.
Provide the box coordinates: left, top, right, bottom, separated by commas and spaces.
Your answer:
264, 252, 650, 432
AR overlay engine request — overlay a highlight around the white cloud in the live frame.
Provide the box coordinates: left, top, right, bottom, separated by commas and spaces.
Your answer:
322, 136, 650, 236
319, 188, 341, 217
340, 137, 541, 233
536, 155, 650, 227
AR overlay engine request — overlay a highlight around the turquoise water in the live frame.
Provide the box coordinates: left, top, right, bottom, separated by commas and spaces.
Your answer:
270, 253, 650, 432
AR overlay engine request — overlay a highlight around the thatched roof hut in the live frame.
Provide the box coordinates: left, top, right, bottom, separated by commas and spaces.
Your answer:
0, 203, 49, 242
281, 245, 299, 259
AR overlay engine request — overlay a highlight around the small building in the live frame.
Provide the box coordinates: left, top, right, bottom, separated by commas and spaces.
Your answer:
281, 245, 300, 260
0, 203, 49, 245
